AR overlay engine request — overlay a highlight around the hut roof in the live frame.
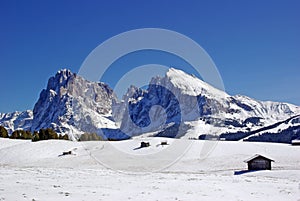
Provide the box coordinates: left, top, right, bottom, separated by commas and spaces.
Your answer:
244, 154, 274, 163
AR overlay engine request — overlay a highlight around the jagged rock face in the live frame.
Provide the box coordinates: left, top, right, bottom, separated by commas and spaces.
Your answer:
0, 68, 299, 143
31, 69, 117, 136
112, 72, 225, 136
113, 68, 300, 138
0, 111, 33, 134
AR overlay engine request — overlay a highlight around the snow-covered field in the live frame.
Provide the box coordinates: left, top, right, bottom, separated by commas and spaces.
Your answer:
0, 138, 299, 201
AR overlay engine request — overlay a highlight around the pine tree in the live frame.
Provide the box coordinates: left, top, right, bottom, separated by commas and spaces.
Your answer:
37, 128, 60, 141
19, 130, 26, 139
62, 134, 69, 140
32, 131, 40, 142
38, 129, 47, 140
79, 133, 88, 141
8, 130, 32, 140
25, 131, 32, 139
79, 133, 103, 141
0, 126, 8, 138
46, 128, 58, 139
10, 130, 20, 139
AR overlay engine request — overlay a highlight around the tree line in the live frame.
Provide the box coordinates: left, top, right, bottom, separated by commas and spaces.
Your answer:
0, 126, 69, 141
0, 126, 108, 142
79, 132, 104, 141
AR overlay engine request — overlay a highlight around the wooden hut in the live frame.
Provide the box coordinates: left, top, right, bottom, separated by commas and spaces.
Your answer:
140, 142, 150, 148
291, 140, 300, 146
244, 154, 274, 170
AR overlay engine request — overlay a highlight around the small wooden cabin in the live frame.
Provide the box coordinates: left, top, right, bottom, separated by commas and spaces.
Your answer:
244, 154, 274, 170
140, 142, 150, 148
62, 151, 72, 155
291, 140, 300, 146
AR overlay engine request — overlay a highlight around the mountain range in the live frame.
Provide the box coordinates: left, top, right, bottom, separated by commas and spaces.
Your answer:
1, 68, 299, 143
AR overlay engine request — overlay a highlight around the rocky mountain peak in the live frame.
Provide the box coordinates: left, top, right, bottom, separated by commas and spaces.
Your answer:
0, 67, 299, 143
31, 69, 117, 136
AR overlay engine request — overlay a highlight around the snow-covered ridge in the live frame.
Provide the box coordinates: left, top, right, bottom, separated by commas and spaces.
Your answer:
166, 68, 229, 99
0, 68, 299, 142
0, 110, 33, 134
114, 68, 300, 141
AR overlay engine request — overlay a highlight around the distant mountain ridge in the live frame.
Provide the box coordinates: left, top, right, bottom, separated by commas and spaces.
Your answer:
0, 68, 299, 143
113, 68, 300, 142
0, 110, 33, 134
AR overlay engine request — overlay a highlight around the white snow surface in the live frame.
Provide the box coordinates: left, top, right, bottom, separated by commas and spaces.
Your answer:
0, 138, 299, 201
166, 68, 229, 99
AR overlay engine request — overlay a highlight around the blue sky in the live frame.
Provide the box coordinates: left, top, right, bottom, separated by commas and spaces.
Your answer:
0, 0, 299, 113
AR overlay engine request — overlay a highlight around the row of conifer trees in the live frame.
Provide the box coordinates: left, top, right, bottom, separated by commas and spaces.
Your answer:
0, 126, 69, 141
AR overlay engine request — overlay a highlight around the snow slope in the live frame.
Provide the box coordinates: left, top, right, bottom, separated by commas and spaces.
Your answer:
0, 138, 299, 201
0, 110, 33, 134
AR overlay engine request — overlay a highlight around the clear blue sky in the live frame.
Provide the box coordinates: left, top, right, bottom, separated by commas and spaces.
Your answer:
0, 0, 299, 113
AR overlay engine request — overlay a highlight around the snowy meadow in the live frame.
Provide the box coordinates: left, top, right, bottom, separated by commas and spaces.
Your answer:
0, 138, 299, 201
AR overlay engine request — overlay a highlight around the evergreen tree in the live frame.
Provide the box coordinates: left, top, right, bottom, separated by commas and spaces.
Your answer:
79, 133, 88, 141
46, 128, 58, 139
19, 130, 26, 139
32, 131, 40, 142
39, 129, 48, 140
10, 130, 20, 139
79, 133, 103, 141
91, 133, 102, 141
37, 128, 59, 141
62, 134, 69, 140
9, 130, 32, 140
32, 128, 69, 142
0, 126, 8, 138
24, 131, 32, 139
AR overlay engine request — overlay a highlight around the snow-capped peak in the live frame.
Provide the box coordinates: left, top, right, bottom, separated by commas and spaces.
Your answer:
1, 67, 299, 143
162, 68, 229, 99
113, 67, 300, 140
